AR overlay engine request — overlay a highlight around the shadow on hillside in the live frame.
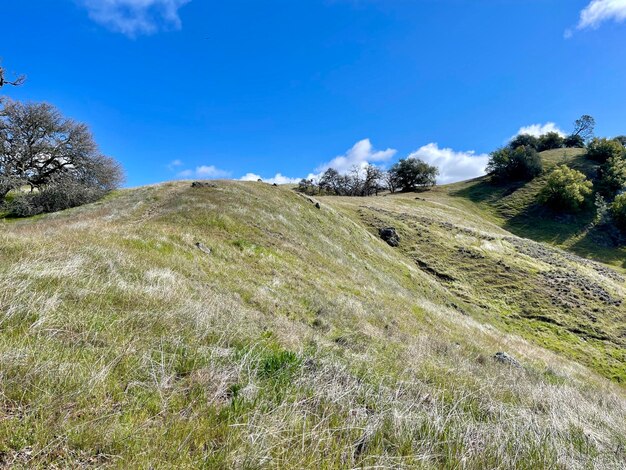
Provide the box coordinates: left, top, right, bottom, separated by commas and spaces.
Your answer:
502, 203, 595, 245
569, 228, 626, 270
450, 179, 526, 204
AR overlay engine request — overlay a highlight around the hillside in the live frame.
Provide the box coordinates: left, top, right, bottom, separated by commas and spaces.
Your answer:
1, 181, 625, 468
433, 148, 626, 271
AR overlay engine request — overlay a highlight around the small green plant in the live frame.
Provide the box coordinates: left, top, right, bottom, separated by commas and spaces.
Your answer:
538, 165, 593, 211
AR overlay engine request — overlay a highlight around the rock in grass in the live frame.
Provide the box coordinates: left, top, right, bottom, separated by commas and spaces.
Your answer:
195, 242, 212, 255
493, 352, 522, 368
379, 227, 400, 247
191, 181, 217, 188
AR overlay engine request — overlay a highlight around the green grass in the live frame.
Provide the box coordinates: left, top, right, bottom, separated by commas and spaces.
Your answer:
432, 148, 626, 271
0, 180, 624, 468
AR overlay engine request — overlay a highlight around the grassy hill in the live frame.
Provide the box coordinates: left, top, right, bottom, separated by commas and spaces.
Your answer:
0, 180, 625, 468
432, 148, 626, 271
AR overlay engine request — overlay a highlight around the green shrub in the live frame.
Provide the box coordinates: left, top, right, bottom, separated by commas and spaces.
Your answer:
587, 138, 625, 163
598, 155, 626, 197
537, 132, 564, 152
563, 134, 585, 148
510, 134, 539, 150
389, 157, 439, 192
611, 193, 626, 231
539, 165, 593, 212
487, 146, 542, 182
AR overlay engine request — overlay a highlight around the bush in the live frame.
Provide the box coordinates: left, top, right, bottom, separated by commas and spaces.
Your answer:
598, 155, 626, 197
6, 178, 107, 217
614, 136, 626, 147
510, 134, 539, 150
586, 138, 625, 163
487, 145, 542, 182
539, 165, 593, 212
537, 132, 565, 152
612, 193, 626, 231
563, 134, 585, 148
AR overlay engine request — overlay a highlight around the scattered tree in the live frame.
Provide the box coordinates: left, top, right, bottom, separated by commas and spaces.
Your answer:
363, 164, 383, 196
563, 134, 585, 148
510, 134, 539, 150
383, 170, 400, 194
487, 145, 542, 181
537, 132, 564, 152
388, 157, 438, 192
1, 98, 123, 215
586, 137, 625, 163
572, 115, 595, 142
538, 165, 593, 211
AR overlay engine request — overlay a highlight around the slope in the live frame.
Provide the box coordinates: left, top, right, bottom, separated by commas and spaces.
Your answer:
434, 148, 626, 270
0, 181, 625, 468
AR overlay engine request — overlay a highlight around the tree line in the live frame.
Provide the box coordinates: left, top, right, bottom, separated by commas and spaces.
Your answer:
297, 158, 439, 196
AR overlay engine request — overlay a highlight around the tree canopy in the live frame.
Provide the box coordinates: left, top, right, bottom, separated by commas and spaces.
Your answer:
1, 98, 123, 214
389, 157, 438, 192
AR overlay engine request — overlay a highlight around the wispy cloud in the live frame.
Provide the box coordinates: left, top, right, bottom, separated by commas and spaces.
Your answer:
316, 139, 396, 174
576, 0, 626, 30
515, 122, 565, 138
177, 165, 231, 179
80, 0, 191, 37
407, 143, 489, 184
167, 159, 183, 171
240, 173, 302, 185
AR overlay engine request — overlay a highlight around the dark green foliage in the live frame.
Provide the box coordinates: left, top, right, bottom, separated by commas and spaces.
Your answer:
612, 193, 626, 231
538, 165, 593, 212
510, 134, 539, 150
564, 134, 585, 148
389, 157, 439, 192
598, 155, 626, 197
537, 132, 564, 152
487, 146, 543, 182
587, 138, 625, 163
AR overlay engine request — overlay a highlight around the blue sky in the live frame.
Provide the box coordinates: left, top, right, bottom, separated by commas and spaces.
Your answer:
2, 0, 626, 186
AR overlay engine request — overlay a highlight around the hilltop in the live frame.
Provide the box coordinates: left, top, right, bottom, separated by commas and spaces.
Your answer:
0, 180, 625, 468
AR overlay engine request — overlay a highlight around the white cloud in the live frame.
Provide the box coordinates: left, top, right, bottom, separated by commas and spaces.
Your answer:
167, 159, 183, 170
515, 122, 565, 138
177, 165, 231, 179
577, 0, 626, 30
407, 143, 489, 184
316, 139, 396, 174
239, 173, 302, 185
80, 0, 190, 36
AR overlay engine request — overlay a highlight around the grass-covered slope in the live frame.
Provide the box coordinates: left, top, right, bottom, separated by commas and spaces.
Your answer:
1, 181, 625, 468
437, 148, 626, 270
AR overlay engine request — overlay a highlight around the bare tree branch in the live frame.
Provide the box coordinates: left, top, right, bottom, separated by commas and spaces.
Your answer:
0, 66, 26, 88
